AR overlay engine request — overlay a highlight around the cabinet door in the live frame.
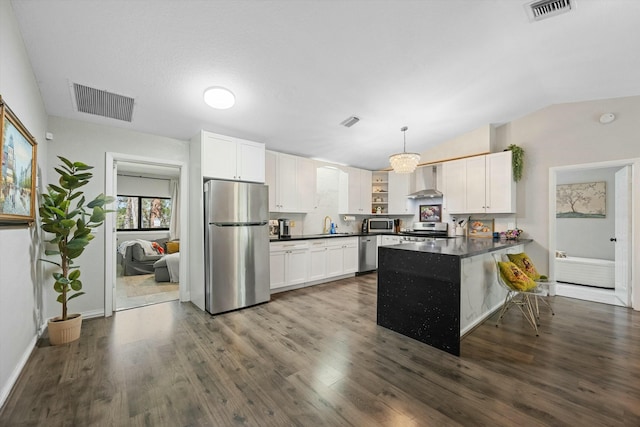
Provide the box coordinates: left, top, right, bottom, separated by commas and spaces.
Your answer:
465, 156, 486, 213
388, 172, 411, 214
485, 151, 515, 213
443, 159, 466, 214
265, 151, 278, 211
326, 244, 345, 277
342, 241, 359, 274
309, 243, 327, 281
238, 141, 265, 183
296, 157, 317, 212
269, 249, 287, 289
347, 167, 362, 214
379, 236, 396, 246
287, 249, 308, 285
202, 134, 237, 180
359, 170, 372, 213
277, 155, 298, 212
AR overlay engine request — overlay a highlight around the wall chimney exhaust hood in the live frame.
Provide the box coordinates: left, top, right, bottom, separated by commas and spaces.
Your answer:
407, 165, 443, 199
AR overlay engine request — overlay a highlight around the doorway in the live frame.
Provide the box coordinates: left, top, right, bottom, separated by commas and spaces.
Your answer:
104, 153, 188, 317
549, 160, 635, 307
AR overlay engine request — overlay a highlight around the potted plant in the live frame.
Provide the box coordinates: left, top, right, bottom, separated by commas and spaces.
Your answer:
40, 156, 113, 345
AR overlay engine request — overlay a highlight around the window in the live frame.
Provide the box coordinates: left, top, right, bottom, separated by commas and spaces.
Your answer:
117, 195, 171, 230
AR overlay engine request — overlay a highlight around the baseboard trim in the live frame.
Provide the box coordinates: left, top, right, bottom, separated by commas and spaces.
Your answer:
0, 335, 37, 409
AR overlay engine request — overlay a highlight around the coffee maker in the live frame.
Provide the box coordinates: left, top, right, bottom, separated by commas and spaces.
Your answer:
278, 218, 291, 239
361, 218, 368, 233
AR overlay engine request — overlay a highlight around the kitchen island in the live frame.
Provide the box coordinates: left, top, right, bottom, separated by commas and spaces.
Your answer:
377, 238, 531, 356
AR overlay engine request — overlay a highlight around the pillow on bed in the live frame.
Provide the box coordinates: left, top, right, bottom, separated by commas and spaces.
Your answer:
507, 252, 541, 280
166, 241, 180, 254
498, 261, 537, 291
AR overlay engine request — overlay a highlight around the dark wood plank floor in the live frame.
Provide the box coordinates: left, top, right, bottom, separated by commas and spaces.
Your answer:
2, 273, 639, 426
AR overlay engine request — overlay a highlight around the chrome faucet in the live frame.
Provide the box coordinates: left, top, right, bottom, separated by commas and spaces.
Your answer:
323, 216, 332, 234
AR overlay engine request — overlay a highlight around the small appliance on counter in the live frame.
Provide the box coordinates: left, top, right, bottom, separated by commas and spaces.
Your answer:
269, 220, 279, 238
361, 218, 368, 233
367, 217, 394, 233
278, 218, 291, 239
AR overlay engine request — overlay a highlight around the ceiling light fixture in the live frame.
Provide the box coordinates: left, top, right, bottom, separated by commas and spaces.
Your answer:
389, 126, 420, 174
203, 86, 235, 109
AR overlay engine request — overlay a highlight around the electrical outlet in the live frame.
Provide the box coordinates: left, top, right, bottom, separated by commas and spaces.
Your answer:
290, 220, 296, 227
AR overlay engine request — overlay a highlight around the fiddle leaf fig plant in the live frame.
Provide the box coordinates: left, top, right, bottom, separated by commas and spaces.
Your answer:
40, 156, 114, 321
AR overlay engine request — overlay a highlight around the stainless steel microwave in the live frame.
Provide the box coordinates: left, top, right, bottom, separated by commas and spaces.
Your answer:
367, 218, 394, 233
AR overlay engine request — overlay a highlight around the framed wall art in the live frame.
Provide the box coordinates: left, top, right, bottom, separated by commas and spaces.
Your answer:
419, 204, 441, 222
1, 96, 38, 224
468, 219, 493, 238
556, 181, 606, 218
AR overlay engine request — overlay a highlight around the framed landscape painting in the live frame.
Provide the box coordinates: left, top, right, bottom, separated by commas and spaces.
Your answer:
0, 96, 38, 224
556, 181, 606, 218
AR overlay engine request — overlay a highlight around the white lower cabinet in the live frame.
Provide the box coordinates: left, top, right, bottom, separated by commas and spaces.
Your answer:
270, 237, 358, 291
269, 241, 309, 290
380, 235, 402, 246
308, 240, 328, 281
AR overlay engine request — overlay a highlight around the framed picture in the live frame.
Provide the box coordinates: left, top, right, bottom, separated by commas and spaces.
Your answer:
468, 218, 493, 238
556, 181, 606, 218
419, 204, 441, 222
1, 96, 38, 224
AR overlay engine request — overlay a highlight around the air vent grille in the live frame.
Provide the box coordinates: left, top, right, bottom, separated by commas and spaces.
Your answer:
72, 83, 135, 122
340, 116, 360, 127
527, 0, 574, 21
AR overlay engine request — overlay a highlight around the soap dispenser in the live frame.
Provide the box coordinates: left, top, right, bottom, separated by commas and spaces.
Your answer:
330, 222, 336, 234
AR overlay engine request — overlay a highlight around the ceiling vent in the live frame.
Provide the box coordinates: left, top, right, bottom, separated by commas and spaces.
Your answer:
340, 116, 360, 127
526, 0, 575, 22
72, 83, 135, 122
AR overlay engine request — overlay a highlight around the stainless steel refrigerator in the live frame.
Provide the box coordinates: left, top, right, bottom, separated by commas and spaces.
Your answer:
204, 179, 270, 315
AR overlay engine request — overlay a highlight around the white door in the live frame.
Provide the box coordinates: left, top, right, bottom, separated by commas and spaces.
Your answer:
309, 245, 327, 281
342, 241, 359, 274
269, 250, 287, 289
614, 166, 632, 306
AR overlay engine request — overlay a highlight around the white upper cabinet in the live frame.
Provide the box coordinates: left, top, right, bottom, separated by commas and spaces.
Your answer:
485, 151, 515, 213
388, 171, 413, 215
442, 151, 515, 214
442, 158, 466, 214
265, 151, 317, 213
339, 167, 372, 214
201, 131, 265, 183
465, 155, 487, 214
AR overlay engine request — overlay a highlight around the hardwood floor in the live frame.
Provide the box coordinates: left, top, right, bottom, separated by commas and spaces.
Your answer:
2, 273, 639, 426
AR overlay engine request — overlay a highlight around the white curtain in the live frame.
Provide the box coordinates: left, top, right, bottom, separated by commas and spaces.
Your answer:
169, 178, 180, 240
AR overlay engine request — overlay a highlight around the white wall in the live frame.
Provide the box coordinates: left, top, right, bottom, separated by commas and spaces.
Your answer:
0, 0, 49, 407
556, 167, 618, 260
45, 116, 189, 321
495, 95, 640, 309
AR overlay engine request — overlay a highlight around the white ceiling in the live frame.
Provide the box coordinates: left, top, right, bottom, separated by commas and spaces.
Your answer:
11, 0, 640, 170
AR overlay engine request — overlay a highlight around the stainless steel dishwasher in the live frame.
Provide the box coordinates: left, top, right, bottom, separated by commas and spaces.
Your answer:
358, 235, 377, 274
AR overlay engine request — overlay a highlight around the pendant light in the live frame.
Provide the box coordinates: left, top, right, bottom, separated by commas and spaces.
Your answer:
389, 126, 420, 174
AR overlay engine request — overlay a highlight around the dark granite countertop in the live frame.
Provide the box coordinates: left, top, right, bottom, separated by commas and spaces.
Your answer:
380, 237, 533, 258
270, 232, 393, 242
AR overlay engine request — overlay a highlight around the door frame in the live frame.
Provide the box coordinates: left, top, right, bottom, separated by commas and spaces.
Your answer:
105, 152, 189, 317
548, 158, 639, 309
